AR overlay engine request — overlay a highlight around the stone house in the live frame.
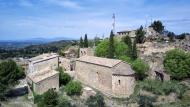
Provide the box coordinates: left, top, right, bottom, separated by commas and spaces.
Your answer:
26, 53, 59, 94
75, 56, 135, 97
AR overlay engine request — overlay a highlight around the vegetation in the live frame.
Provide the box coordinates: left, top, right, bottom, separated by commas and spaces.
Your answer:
135, 26, 146, 44
122, 35, 132, 57
115, 42, 128, 58
94, 36, 101, 46
79, 36, 84, 48
132, 58, 149, 80
86, 93, 105, 107
138, 95, 156, 107
164, 49, 190, 80
150, 20, 164, 33
175, 33, 189, 40
57, 67, 72, 86
167, 32, 175, 42
108, 30, 115, 58
0, 60, 25, 100
0, 40, 75, 59
37, 89, 59, 107
65, 81, 82, 96
132, 39, 138, 60
95, 39, 109, 57
57, 96, 72, 107
136, 79, 187, 98
84, 34, 89, 48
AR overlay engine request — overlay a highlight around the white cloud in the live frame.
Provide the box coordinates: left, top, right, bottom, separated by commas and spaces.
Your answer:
44, 0, 83, 9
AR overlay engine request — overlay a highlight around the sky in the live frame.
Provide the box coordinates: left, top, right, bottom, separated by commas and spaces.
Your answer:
0, 0, 190, 40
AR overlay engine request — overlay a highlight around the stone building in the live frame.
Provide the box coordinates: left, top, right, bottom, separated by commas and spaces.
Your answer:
80, 48, 94, 57
75, 56, 135, 97
26, 53, 59, 94
59, 57, 75, 71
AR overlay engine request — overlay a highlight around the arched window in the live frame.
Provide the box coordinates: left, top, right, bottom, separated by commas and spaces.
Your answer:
118, 80, 121, 85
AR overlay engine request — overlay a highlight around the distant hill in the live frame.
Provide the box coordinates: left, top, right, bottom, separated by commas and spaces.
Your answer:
0, 40, 78, 59
0, 37, 76, 49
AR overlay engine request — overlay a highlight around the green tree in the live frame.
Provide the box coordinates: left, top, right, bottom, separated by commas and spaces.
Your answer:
0, 60, 25, 100
65, 81, 82, 96
84, 34, 88, 48
132, 39, 137, 60
95, 39, 109, 57
164, 49, 190, 80
79, 36, 84, 48
150, 20, 164, 33
138, 95, 156, 107
57, 67, 71, 86
86, 93, 105, 107
94, 36, 101, 46
136, 26, 145, 44
132, 58, 149, 80
108, 30, 115, 58
40, 89, 58, 107
122, 35, 132, 57
167, 32, 175, 42
115, 42, 128, 58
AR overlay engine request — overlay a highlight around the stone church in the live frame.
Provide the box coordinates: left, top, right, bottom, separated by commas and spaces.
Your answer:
75, 56, 135, 97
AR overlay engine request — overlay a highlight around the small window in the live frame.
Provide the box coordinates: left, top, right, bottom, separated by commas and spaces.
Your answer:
118, 80, 121, 85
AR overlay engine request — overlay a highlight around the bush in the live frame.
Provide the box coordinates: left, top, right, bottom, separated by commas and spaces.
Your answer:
95, 39, 109, 57
57, 96, 72, 107
37, 89, 59, 107
164, 49, 190, 80
86, 93, 105, 107
138, 95, 156, 107
137, 79, 187, 98
65, 81, 82, 96
115, 42, 128, 58
132, 59, 149, 80
119, 55, 133, 64
57, 67, 72, 86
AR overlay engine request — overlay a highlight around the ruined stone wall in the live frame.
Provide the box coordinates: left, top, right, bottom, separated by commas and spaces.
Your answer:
75, 61, 113, 95
59, 57, 71, 71
80, 48, 94, 57
112, 75, 135, 97
33, 74, 59, 95
32, 57, 58, 73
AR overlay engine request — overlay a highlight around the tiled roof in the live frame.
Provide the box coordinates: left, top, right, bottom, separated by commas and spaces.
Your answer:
27, 68, 59, 83
77, 56, 122, 68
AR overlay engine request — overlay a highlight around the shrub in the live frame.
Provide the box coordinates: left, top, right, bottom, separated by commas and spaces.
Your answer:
119, 55, 133, 64
37, 89, 59, 107
164, 49, 190, 80
65, 81, 82, 96
132, 59, 149, 80
138, 95, 156, 107
57, 67, 72, 86
115, 42, 128, 58
137, 79, 188, 98
57, 96, 72, 107
86, 93, 105, 107
95, 39, 109, 57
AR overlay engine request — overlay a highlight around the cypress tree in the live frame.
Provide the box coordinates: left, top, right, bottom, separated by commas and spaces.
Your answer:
84, 34, 88, 48
79, 36, 84, 48
123, 35, 132, 58
132, 39, 137, 60
108, 30, 115, 58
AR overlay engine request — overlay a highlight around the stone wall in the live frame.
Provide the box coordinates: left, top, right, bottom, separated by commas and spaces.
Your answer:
33, 74, 59, 95
75, 61, 113, 95
80, 48, 94, 57
28, 57, 58, 74
60, 57, 71, 71
112, 75, 135, 97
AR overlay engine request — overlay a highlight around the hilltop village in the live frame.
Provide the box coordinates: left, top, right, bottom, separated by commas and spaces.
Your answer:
1, 21, 190, 107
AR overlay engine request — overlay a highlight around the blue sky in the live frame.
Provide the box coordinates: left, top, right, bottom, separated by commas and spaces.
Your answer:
0, 0, 190, 40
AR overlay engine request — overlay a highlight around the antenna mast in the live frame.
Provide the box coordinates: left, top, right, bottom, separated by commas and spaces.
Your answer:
112, 13, 116, 34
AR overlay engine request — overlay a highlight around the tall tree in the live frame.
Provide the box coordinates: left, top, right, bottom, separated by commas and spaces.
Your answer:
84, 34, 88, 48
79, 36, 84, 48
0, 60, 25, 99
150, 20, 164, 33
167, 32, 175, 42
135, 26, 145, 44
132, 39, 137, 60
108, 30, 115, 58
123, 35, 132, 57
